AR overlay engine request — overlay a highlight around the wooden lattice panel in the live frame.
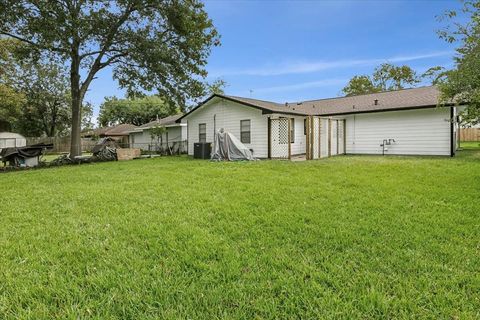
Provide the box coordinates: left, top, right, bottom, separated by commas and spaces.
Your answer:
270, 118, 290, 159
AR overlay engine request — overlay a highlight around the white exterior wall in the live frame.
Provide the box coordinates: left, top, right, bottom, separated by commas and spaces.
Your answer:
290, 115, 307, 155
345, 108, 452, 156
183, 98, 269, 158
129, 125, 185, 150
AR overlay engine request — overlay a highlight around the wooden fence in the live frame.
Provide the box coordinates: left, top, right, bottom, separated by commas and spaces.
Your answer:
26, 136, 96, 153
459, 128, 480, 141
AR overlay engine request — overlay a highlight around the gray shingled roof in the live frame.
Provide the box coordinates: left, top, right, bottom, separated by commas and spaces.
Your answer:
83, 123, 137, 137
138, 114, 184, 129
178, 86, 447, 122
229, 86, 442, 116
224, 95, 308, 115
291, 86, 442, 116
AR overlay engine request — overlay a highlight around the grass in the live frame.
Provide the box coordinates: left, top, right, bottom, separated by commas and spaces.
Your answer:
460, 141, 480, 150
40, 152, 92, 162
1, 150, 479, 319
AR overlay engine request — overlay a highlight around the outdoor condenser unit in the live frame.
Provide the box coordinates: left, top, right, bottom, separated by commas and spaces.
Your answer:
193, 142, 211, 159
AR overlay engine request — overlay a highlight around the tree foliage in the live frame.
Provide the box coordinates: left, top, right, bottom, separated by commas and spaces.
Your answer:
149, 125, 167, 147
436, 0, 480, 126
342, 63, 420, 96
341, 75, 381, 97
0, 38, 92, 136
206, 78, 227, 95
373, 63, 420, 91
0, 0, 219, 156
0, 39, 25, 130
0, 84, 24, 131
98, 95, 178, 127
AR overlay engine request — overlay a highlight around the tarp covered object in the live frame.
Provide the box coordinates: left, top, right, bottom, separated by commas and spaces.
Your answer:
92, 137, 118, 154
211, 129, 255, 161
0, 143, 52, 160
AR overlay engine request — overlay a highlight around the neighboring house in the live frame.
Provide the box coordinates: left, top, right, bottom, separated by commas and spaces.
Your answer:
178, 86, 461, 158
83, 124, 137, 146
128, 114, 187, 150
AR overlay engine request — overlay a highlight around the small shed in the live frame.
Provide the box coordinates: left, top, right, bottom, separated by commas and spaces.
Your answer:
0, 132, 26, 151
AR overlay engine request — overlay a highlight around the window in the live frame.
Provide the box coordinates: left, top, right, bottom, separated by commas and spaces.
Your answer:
199, 123, 206, 142
240, 120, 251, 144
304, 119, 307, 135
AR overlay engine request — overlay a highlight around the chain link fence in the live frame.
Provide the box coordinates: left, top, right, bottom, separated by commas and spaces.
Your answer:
26, 136, 188, 158
124, 140, 188, 156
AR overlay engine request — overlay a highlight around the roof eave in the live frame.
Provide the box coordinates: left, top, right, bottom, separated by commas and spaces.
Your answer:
315, 103, 461, 117
176, 94, 308, 122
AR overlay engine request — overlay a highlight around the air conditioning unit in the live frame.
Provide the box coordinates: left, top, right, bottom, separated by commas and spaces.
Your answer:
193, 142, 211, 159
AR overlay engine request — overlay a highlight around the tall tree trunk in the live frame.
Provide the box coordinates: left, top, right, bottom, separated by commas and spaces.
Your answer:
70, 53, 82, 158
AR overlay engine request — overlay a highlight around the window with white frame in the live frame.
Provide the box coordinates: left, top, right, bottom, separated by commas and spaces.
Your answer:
240, 120, 251, 144
199, 123, 206, 142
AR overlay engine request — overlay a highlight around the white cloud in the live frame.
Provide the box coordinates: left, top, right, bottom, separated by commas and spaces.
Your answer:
209, 50, 454, 77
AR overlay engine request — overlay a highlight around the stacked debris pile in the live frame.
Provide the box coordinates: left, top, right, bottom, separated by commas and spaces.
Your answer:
90, 137, 118, 161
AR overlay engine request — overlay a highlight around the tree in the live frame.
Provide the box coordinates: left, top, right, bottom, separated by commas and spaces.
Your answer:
421, 66, 448, 85
342, 63, 420, 96
0, 84, 24, 131
0, 38, 93, 137
206, 78, 227, 95
0, 1, 219, 157
436, 0, 480, 126
98, 95, 178, 126
149, 125, 167, 153
373, 63, 420, 91
342, 75, 380, 96
14, 64, 72, 137
0, 39, 24, 131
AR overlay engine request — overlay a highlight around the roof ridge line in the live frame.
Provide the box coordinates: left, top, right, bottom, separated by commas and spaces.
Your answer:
294, 85, 436, 104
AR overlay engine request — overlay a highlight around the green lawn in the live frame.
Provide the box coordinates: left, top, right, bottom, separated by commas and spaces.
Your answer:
460, 141, 480, 149
1, 151, 479, 319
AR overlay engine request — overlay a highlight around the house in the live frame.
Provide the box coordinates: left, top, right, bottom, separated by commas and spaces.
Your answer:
177, 86, 461, 159
83, 124, 137, 147
128, 114, 187, 152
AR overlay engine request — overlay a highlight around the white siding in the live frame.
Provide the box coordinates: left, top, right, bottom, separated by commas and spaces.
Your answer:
337, 120, 345, 154
129, 125, 186, 150
320, 118, 329, 158
183, 98, 269, 158
130, 131, 150, 148
345, 108, 452, 156
331, 120, 338, 155
290, 116, 307, 155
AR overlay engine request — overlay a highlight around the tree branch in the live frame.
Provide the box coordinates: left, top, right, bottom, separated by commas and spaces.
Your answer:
99, 52, 129, 68
79, 48, 124, 60
0, 31, 68, 53
79, 5, 137, 98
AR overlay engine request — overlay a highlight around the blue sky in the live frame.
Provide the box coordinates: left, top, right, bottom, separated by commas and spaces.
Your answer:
86, 0, 463, 122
